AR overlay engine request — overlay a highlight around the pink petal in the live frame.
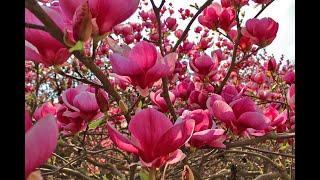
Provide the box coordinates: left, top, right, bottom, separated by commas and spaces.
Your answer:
107, 122, 139, 154
128, 41, 158, 72
73, 91, 99, 112
128, 108, 173, 162
154, 119, 195, 158
25, 114, 59, 178
61, 88, 80, 112
271, 110, 288, 127
25, 110, 32, 133
238, 112, 271, 130
136, 86, 149, 97
59, 0, 85, 21
229, 97, 257, 119
25, 41, 44, 64
211, 100, 236, 126
145, 53, 177, 85
206, 93, 226, 115
189, 129, 225, 148
110, 53, 144, 76
166, 149, 186, 165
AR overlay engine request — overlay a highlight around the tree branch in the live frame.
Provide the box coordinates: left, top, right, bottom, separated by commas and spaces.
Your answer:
42, 164, 95, 180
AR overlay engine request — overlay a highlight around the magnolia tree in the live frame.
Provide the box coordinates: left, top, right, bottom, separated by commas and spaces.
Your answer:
25, 0, 295, 179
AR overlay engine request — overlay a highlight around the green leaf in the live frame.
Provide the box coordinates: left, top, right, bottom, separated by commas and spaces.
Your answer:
138, 172, 149, 180
58, 137, 65, 145
69, 41, 84, 53
88, 117, 104, 129
102, 175, 108, 180
279, 142, 289, 151
138, 101, 143, 107
271, 84, 277, 90
95, 32, 109, 42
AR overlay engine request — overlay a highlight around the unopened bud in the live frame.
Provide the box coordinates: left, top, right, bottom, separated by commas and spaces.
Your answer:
119, 100, 128, 114
72, 0, 92, 42
182, 165, 194, 180
95, 88, 109, 114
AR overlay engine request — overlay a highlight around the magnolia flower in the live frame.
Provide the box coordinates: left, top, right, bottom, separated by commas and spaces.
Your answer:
59, 0, 140, 36
25, 112, 58, 178
150, 89, 176, 112
107, 108, 195, 168
109, 41, 177, 97
241, 17, 279, 47
25, 7, 70, 67
189, 53, 219, 77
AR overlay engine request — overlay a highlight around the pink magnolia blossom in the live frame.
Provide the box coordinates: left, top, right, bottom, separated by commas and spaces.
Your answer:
264, 107, 288, 128
56, 105, 85, 134
282, 71, 295, 85
229, 29, 253, 52
190, 53, 219, 77
174, 80, 195, 100
150, 89, 176, 112
179, 109, 226, 148
266, 57, 277, 72
59, 0, 140, 36
287, 84, 295, 112
107, 108, 195, 168
109, 41, 177, 97
241, 17, 279, 47
198, 2, 236, 32
188, 90, 208, 110
220, 85, 240, 104
25, 113, 58, 178
252, 72, 266, 84
25, 7, 70, 67
60, 84, 103, 123
208, 96, 271, 134
33, 102, 60, 121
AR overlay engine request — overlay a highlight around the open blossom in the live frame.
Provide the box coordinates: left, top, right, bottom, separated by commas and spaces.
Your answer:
60, 0, 140, 36
150, 89, 176, 112
33, 102, 60, 121
241, 17, 279, 47
25, 112, 58, 179
173, 80, 195, 101
198, 2, 236, 32
207, 95, 271, 134
107, 108, 195, 168
25, 7, 70, 67
282, 71, 295, 85
190, 53, 219, 77
287, 84, 295, 112
109, 41, 177, 97
188, 90, 208, 110
264, 107, 288, 128
229, 29, 252, 52
180, 109, 226, 148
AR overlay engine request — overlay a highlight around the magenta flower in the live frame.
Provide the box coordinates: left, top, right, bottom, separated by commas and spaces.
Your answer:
287, 84, 295, 112
188, 90, 208, 110
264, 107, 288, 128
25, 7, 70, 67
198, 2, 236, 32
110, 41, 177, 97
220, 85, 241, 104
60, 84, 103, 122
56, 106, 84, 134
25, 113, 59, 178
208, 95, 271, 134
241, 17, 279, 47
189, 53, 219, 77
252, 0, 272, 4
252, 72, 266, 84
150, 89, 176, 112
174, 80, 195, 101
33, 102, 60, 121
59, 0, 140, 36
282, 71, 295, 85
107, 108, 195, 168
180, 109, 226, 148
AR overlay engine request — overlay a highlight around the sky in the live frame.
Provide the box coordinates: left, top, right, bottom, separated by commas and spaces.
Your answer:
129, 0, 295, 63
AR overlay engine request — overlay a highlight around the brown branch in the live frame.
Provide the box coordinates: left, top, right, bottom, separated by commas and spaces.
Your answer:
215, 9, 242, 94
243, 146, 295, 158
161, 77, 178, 120
25, 22, 47, 32
224, 133, 295, 148
42, 164, 95, 180
254, 0, 275, 18
129, 155, 139, 180
85, 158, 126, 180
254, 172, 281, 180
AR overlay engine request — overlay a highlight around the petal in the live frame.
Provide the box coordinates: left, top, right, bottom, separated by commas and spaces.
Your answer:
110, 53, 144, 76
166, 149, 186, 165
25, 41, 44, 64
25, 110, 32, 133
229, 97, 257, 119
128, 108, 173, 162
154, 119, 195, 158
145, 53, 177, 85
25, 114, 59, 178
189, 129, 225, 148
238, 112, 271, 130
271, 110, 288, 127
136, 86, 149, 97
106, 122, 139, 154
211, 100, 236, 126
128, 41, 158, 72
61, 88, 80, 112
73, 91, 99, 112
59, 0, 85, 21
206, 93, 226, 115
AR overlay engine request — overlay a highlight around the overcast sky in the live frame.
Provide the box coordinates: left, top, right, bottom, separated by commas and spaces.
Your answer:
128, 0, 295, 63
